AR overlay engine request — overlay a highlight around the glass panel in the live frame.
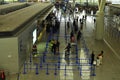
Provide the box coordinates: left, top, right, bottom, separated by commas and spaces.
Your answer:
107, 0, 120, 4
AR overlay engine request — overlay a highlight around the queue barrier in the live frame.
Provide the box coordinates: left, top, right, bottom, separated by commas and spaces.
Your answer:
26, 16, 95, 79
23, 58, 95, 77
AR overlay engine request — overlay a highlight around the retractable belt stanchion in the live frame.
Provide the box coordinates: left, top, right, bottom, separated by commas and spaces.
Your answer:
58, 56, 60, 68
35, 63, 39, 75
76, 55, 78, 64
54, 64, 57, 75
30, 53, 32, 63
23, 62, 27, 74
64, 64, 67, 76
76, 45, 78, 64
46, 64, 49, 75
93, 65, 96, 76
79, 65, 82, 76
43, 53, 46, 63
40, 57, 43, 69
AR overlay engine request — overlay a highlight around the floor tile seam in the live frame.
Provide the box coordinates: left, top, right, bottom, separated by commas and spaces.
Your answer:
60, 60, 74, 79
104, 37, 120, 52
103, 39, 120, 60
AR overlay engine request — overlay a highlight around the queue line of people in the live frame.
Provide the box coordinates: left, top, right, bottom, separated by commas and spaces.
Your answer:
48, 39, 60, 55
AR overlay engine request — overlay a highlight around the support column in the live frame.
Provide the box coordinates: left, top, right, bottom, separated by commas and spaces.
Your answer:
95, 0, 106, 40
72, 0, 75, 8
95, 11, 104, 40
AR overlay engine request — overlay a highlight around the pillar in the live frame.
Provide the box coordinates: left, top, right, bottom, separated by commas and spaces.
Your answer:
95, 0, 106, 40
95, 11, 104, 40
72, 0, 75, 8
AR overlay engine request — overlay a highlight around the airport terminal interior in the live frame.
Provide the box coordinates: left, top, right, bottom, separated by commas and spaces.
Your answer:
0, 0, 120, 80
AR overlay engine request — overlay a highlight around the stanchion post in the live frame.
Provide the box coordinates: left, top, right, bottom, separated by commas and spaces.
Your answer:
64, 64, 67, 76
77, 62, 80, 70
76, 45, 78, 64
92, 65, 96, 76
54, 64, 57, 75
35, 63, 39, 75
30, 53, 32, 63
76, 56, 78, 64
40, 57, 43, 69
89, 58, 91, 65
58, 56, 60, 68
46, 64, 49, 75
23, 62, 27, 74
43, 54, 46, 63
79, 66, 82, 76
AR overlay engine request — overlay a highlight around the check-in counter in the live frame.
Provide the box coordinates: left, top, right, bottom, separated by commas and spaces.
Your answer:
0, 3, 53, 36
0, 2, 53, 74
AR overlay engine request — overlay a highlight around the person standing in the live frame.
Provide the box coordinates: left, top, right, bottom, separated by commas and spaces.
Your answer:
77, 30, 82, 41
91, 51, 95, 65
56, 40, 60, 55
67, 21, 70, 29
94, 18, 96, 23
96, 56, 100, 66
65, 43, 71, 55
70, 30, 74, 42
52, 40, 57, 55
98, 51, 104, 65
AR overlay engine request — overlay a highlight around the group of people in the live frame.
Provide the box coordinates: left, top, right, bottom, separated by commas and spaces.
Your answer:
46, 12, 60, 34
68, 14, 87, 43
70, 30, 82, 43
48, 39, 60, 55
91, 50, 104, 66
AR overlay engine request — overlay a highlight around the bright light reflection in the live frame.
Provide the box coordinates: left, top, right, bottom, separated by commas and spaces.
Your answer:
87, 16, 93, 23
60, 51, 73, 80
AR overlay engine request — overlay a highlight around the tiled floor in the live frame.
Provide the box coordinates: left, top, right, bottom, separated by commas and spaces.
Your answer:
8, 10, 120, 80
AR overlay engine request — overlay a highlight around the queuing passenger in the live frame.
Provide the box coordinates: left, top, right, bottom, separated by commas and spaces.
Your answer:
70, 30, 74, 39
67, 21, 70, 29
82, 15, 84, 20
71, 35, 75, 43
80, 21, 83, 30
74, 23, 78, 33
51, 39, 55, 53
79, 18, 82, 23
46, 22, 51, 33
91, 51, 95, 65
65, 43, 71, 55
73, 19, 76, 27
85, 14, 87, 20
48, 40, 52, 53
55, 20, 60, 32
94, 18, 96, 23
77, 30, 82, 40
52, 40, 57, 55
56, 40, 60, 54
